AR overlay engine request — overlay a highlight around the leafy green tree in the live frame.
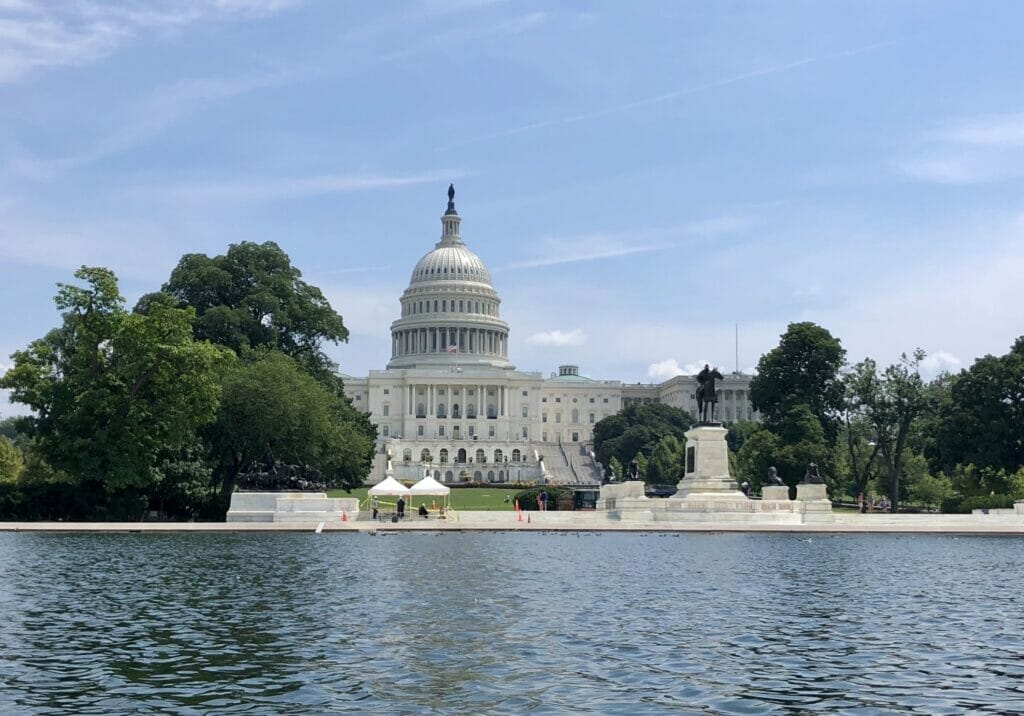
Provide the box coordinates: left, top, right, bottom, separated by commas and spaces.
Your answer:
143, 241, 349, 380
631, 452, 649, 481
845, 351, 930, 511
726, 420, 760, 455
750, 322, 846, 441
934, 337, 1024, 475
910, 473, 953, 511
0, 267, 231, 515
592, 403, 692, 472
0, 437, 23, 483
648, 435, 684, 485
607, 455, 623, 480
208, 351, 375, 502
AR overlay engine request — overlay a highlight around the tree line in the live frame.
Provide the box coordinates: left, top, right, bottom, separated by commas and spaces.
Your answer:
593, 322, 1024, 512
0, 242, 376, 520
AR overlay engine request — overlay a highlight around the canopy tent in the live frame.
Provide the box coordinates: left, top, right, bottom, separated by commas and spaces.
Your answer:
407, 474, 452, 517
407, 475, 450, 496
368, 476, 411, 496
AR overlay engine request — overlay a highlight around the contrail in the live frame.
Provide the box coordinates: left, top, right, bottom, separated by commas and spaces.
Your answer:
435, 40, 898, 151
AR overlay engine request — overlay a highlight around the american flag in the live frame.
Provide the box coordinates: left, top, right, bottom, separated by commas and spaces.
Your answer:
447, 344, 458, 353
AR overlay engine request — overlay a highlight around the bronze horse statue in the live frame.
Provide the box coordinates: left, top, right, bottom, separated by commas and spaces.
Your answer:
695, 364, 724, 422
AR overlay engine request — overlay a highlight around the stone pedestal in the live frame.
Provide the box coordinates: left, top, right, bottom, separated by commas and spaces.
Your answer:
672, 424, 747, 499
226, 492, 360, 523
796, 483, 834, 523
597, 481, 656, 520
761, 485, 791, 501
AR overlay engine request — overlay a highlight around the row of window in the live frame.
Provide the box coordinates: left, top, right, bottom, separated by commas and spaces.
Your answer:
541, 432, 581, 443
382, 425, 530, 440
403, 298, 497, 317
402, 447, 523, 463
541, 396, 610, 404
542, 410, 596, 424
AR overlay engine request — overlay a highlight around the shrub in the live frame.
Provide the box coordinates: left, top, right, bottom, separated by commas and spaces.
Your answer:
513, 486, 570, 511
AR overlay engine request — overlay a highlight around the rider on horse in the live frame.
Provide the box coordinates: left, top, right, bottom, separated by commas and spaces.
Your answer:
695, 364, 724, 422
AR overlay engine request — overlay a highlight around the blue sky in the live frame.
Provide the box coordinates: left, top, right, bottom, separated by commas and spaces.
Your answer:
2, 0, 1024, 416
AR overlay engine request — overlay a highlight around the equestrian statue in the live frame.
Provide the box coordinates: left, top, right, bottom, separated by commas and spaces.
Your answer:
695, 363, 724, 423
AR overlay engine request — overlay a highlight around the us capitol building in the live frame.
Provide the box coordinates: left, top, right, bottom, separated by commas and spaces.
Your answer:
343, 187, 757, 485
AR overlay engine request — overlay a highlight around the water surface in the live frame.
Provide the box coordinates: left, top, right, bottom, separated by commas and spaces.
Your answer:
1, 532, 1022, 714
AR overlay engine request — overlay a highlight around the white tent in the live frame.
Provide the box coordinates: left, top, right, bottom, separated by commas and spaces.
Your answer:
408, 475, 450, 496
368, 476, 411, 496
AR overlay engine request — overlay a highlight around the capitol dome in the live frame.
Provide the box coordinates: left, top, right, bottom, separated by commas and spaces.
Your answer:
387, 186, 511, 370
409, 242, 492, 286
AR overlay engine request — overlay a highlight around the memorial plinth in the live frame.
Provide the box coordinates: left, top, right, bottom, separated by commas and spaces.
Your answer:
796, 483, 834, 523
672, 424, 747, 500
226, 492, 360, 523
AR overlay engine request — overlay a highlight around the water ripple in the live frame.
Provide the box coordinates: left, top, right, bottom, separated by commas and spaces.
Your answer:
1, 532, 1023, 714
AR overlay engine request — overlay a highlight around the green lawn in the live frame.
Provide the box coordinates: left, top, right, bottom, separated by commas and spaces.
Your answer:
327, 486, 517, 511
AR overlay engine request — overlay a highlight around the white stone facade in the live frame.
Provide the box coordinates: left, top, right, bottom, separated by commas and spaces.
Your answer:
342, 189, 756, 485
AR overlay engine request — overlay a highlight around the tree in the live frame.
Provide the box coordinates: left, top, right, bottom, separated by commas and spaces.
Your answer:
144, 241, 349, 380
648, 435, 684, 485
934, 337, 1024, 475
592, 403, 692, 472
607, 456, 623, 480
750, 322, 846, 441
0, 267, 231, 516
0, 437, 23, 482
845, 350, 930, 512
726, 420, 761, 455
208, 351, 376, 503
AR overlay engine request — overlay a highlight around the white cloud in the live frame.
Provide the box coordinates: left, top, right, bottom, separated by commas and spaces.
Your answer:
899, 110, 1024, 185
0, 1, 301, 83
920, 351, 962, 379
647, 358, 714, 381
934, 112, 1024, 147
527, 329, 586, 347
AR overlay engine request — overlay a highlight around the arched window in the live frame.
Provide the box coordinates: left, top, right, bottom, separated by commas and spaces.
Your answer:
420, 448, 432, 462
487, 470, 495, 481
474, 470, 482, 480
457, 448, 467, 463
512, 449, 521, 462
434, 470, 440, 479
417, 403, 425, 418
487, 403, 497, 419
475, 448, 486, 463
467, 404, 476, 418
452, 403, 461, 419
571, 409, 579, 423
402, 449, 412, 462
436, 402, 446, 418
439, 448, 448, 463
444, 470, 453, 482
498, 470, 505, 481
493, 449, 503, 463
433, 300, 438, 312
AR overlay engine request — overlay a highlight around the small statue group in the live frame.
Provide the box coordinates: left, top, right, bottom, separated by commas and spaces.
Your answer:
766, 466, 784, 486
803, 462, 824, 485
236, 449, 325, 492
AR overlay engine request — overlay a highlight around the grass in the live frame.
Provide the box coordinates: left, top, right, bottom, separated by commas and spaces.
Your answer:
327, 486, 518, 511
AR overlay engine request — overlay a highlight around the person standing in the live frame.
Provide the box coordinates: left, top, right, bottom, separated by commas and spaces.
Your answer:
371, 495, 380, 520
538, 490, 548, 512
397, 496, 406, 520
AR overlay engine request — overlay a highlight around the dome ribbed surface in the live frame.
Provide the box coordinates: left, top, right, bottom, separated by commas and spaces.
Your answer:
409, 244, 492, 286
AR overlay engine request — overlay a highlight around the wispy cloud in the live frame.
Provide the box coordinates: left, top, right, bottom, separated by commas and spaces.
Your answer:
899, 110, 1024, 185
0, 0, 301, 83
11, 70, 294, 179
527, 329, 586, 347
497, 214, 757, 271
436, 40, 897, 150
137, 169, 470, 203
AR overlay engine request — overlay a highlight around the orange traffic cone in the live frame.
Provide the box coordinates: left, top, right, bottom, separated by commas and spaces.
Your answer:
342, 511, 348, 522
